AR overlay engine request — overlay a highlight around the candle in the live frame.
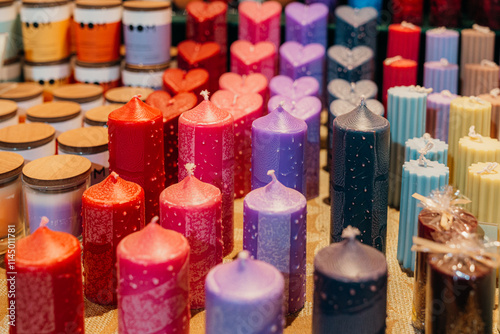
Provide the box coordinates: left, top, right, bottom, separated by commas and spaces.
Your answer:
178, 40, 222, 92
397, 159, 449, 272
205, 251, 285, 334
460, 25, 495, 80
23, 59, 71, 100
386, 22, 421, 62
83, 104, 121, 127
0, 100, 17, 129
117, 218, 190, 334
211, 89, 264, 198
306, 0, 337, 13
219, 73, 269, 104
52, 83, 104, 113
160, 164, 222, 309
230, 40, 277, 83
312, 226, 387, 334
252, 104, 307, 196
0, 58, 22, 83
268, 95, 322, 199
82, 172, 145, 305
327, 78, 377, 105
104, 87, 154, 105
429, 0, 461, 26
26, 101, 81, 136
405, 134, 448, 165
426, 90, 457, 142
178, 91, 234, 255
285, 3, 328, 48
9, 218, 84, 334
483, 0, 500, 29
0, 123, 55, 162
348, 0, 381, 10
382, 57, 418, 107
0, 0, 19, 60
122, 63, 169, 91
423, 59, 458, 95
462, 61, 499, 97
162, 68, 209, 103
270, 75, 319, 100
334, 6, 378, 51
479, 89, 500, 139
425, 27, 459, 63
108, 96, 165, 223
327, 45, 374, 82
74, 60, 121, 93
238, 1, 282, 49
0, 82, 43, 121
390, 1, 423, 25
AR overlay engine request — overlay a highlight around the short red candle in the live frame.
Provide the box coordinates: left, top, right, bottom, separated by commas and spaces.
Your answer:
178, 91, 235, 255
218, 72, 269, 107
162, 68, 209, 103
146, 91, 198, 187
178, 41, 222, 93
211, 90, 264, 198
8, 219, 84, 334
238, 0, 282, 49
108, 97, 165, 222
391, 0, 424, 25
382, 57, 418, 107
160, 164, 222, 309
387, 23, 421, 62
230, 40, 277, 83
82, 172, 145, 305
117, 218, 190, 334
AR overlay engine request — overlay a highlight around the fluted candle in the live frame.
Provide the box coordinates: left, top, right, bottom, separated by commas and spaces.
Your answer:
405, 134, 448, 165
426, 90, 457, 142
423, 59, 458, 94
425, 27, 459, 64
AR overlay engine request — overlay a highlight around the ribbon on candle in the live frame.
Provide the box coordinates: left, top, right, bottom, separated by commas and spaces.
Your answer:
472, 24, 491, 34
480, 59, 497, 67
401, 21, 417, 29
409, 85, 433, 94
469, 96, 486, 104
384, 55, 403, 65
490, 88, 500, 97
476, 162, 499, 174
468, 125, 483, 142
417, 139, 434, 167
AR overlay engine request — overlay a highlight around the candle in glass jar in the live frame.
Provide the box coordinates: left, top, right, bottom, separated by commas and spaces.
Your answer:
52, 83, 104, 113
425, 28, 459, 64
26, 101, 81, 136
74, 60, 121, 93
334, 6, 378, 51
23, 59, 71, 101
461, 61, 499, 97
0, 100, 18, 129
238, 0, 282, 49
285, 2, 328, 48
122, 63, 169, 91
230, 40, 277, 83
0, 123, 56, 162
83, 104, 121, 127
426, 91, 457, 142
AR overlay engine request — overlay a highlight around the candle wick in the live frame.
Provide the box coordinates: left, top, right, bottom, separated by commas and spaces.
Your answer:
480, 59, 497, 68
40, 216, 49, 228
111, 171, 119, 181
185, 163, 196, 176
341, 225, 360, 241
440, 90, 453, 98
200, 90, 210, 101
490, 88, 500, 98
150, 216, 159, 225
418, 140, 434, 167
423, 133, 431, 142
267, 169, 278, 183
133, 94, 142, 100
232, 94, 238, 106
469, 96, 486, 105
468, 125, 483, 142
241, 75, 247, 86
429, 26, 446, 34
384, 55, 403, 65
167, 99, 175, 106
359, 95, 366, 107
476, 162, 499, 174
238, 250, 250, 270
473, 24, 491, 34
277, 100, 286, 111
439, 58, 449, 67
409, 85, 433, 95
401, 21, 416, 29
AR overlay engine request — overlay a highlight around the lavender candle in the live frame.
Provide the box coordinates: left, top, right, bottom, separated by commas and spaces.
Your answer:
423, 59, 458, 94
335, 6, 378, 51
269, 75, 320, 100
426, 90, 457, 142
327, 45, 374, 82
425, 27, 459, 63
285, 3, 328, 48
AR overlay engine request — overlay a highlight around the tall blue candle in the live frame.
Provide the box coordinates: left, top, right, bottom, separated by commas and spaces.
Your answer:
348, 0, 382, 11
331, 99, 390, 252
327, 78, 377, 106
426, 91, 457, 143
327, 45, 374, 82
285, 3, 328, 48
405, 134, 448, 165
423, 59, 458, 94
335, 6, 378, 51
425, 27, 459, 64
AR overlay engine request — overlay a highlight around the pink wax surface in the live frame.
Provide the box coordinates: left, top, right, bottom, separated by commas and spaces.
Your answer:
159, 173, 223, 309
117, 221, 190, 334
230, 40, 277, 82
218, 72, 269, 105
178, 98, 235, 256
238, 1, 282, 49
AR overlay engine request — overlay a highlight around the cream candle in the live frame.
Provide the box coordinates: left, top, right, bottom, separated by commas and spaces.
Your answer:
25, 101, 81, 136
52, 83, 104, 113
83, 104, 121, 127
0, 100, 17, 129
0, 82, 43, 121
0, 123, 55, 162
104, 86, 154, 105
478, 89, 500, 139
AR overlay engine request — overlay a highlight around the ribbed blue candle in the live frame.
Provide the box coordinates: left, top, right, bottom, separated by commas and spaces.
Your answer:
387, 86, 428, 209
425, 28, 459, 64
405, 135, 448, 165
397, 160, 449, 272
423, 60, 459, 94
348, 0, 382, 11
327, 45, 374, 82
426, 91, 457, 143
327, 79, 377, 106
334, 6, 378, 51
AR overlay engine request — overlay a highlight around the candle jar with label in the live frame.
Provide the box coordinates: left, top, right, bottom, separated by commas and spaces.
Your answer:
0, 0, 20, 60
74, 60, 121, 93
0, 57, 22, 83
0, 123, 56, 162
0, 82, 44, 121
0, 100, 18, 129
122, 63, 169, 91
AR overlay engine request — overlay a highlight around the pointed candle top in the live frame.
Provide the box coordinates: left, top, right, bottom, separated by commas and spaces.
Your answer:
342, 225, 360, 241
232, 94, 239, 106
185, 163, 196, 176
480, 59, 497, 67
110, 171, 119, 181
476, 162, 499, 174
490, 88, 500, 98
40, 216, 49, 228
200, 90, 210, 101
238, 250, 250, 270
150, 216, 159, 225
359, 95, 366, 106
133, 94, 142, 100
473, 24, 491, 33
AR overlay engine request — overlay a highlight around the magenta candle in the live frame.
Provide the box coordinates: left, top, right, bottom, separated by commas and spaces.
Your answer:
269, 75, 320, 100
218, 73, 269, 105
238, 1, 282, 49
230, 40, 277, 83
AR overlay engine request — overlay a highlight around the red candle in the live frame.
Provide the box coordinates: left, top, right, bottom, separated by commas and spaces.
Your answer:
382, 56, 417, 107
391, 1, 424, 25
178, 41, 222, 93
117, 218, 190, 334
218, 72, 269, 107
8, 218, 84, 334
108, 97, 165, 222
211, 89, 264, 198
160, 164, 222, 309
178, 91, 235, 255
230, 40, 277, 83
387, 23, 421, 62
146, 91, 197, 187
82, 172, 145, 305
162, 68, 209, 103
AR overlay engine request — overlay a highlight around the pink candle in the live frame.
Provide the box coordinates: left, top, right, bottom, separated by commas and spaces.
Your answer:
159, 164, 222, 309
218, 73, 269, 106
178, 91, 235, 256
117, 218, 190, 334
238, 0, 282, 49
230, 40, 277, 82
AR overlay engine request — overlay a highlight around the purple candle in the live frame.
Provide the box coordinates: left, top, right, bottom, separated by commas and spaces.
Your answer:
306, 0, 337, 15
269, 75, 320, 99
285, 3, 329, 48
268, 95, 322, 199
205, 251, 285, 334
425, 28, 459, 64
251, 104, 307, 195
423, 59, 458, 94
243, 170, 307, 314
426, 90, 457, 142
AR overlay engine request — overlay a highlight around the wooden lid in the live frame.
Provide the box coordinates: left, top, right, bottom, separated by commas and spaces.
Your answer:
52, 84, 103, 103
22, 0, 69, 7
23, 154, 91, 187
105, 87, 153, 104
75, 59, 121, 68
57, 127, 108, 154
0, 152, 24, 182
84, 104, 120, 126
76, 0, 120, 8
26, 101, 81, 123
123, 0, 171, 10
0, 123, 55, 149
0, 100, 17, 122
124, 62, 170, 72
0, 83, 43, 102
0, 0, 14, 8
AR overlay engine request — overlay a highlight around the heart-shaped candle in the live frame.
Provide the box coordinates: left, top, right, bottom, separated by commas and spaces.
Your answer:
178, 41, 222, 92
162, 68, 209, 103
238, 1, 282, 48
269, 75, 320, 100
218, 73, 268, 104
327, 79, 378, 105
230, 40, 277, 82
335, 6, 378, 50
285, 3, 329, 47
327, 45, 374, 82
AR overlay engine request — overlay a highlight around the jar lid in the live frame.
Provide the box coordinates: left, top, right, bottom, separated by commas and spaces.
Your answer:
0, 152, 24, 182
0, 123, 55, 149
0, 0, 14, 9
3, 57, 21, 66
0, 100, 17, 122
24, 57, 71, 67
22, 0, 69, 7
23, 154, 91, 187
123, 0, 171, 11
75, 59, 121, 69
0, 83, 43, 102
124, 62, 170, 73
26, 101, 81, 123
57, 127, 108, 154
84, 104, 121, 126
52, 84, 103, 104
76, 0, 120, 8
105, 87, 154, 104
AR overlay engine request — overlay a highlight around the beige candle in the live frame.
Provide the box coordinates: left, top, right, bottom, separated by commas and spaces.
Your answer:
461, 60, 499, 97
478, 89, 500, 140
460, 25, 495, 79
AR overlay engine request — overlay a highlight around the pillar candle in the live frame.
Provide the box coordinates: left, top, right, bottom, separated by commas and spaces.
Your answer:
251, 104, 307, 195
423, 59, 458, 95
219, 73, 269, 104
285, 3, 328, 48
178, 41, 222, 93
348, 0, 382, 11
430, 0, 461, 26
448, 96, 491, 185
460, 25, 495, 80
160, 164, 222, 309
238, 1, 282, 49
327, 78, 377, 106
479, 89, 500, 139
230, 40, 277, 83
243, 170, 307, 314
162, 68, 209, 103
205, 251, 285, 334
108, 97, 165, 223
10, 218, 84, 334
387, 86, 429, 209
390, 1, 423, 25
270, 75, 319, 100
327, 45, 374, 82
397, 160, 449, 272
82, 172, 145, 305
334, 6, 378, 51
425, 27, 459, 64
386, 23, 420, 62
381, 57, 417, 106
462, 61, 499, 97
178, 91, 234, 255
268, 95, 322, 199
117, 218, 190, 334
331, 99, 390, 252
211, 90, 264, 198
312, 226, 387, 334
405, 134, 448, 165
426, 90, 457, 142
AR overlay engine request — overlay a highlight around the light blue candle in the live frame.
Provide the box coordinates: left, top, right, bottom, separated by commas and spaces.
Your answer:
423, 59, 459, 94
285, 3, 328, 48
387, 86, 429, 209
327, 78, 377, 106
425, 28, 459, 64
327, 45, 374, 83
397, 159, 449, 272
426, 91, 457, 143
348, 0, 382, 12
405, 134, 448, 165
335, 6, 378, 51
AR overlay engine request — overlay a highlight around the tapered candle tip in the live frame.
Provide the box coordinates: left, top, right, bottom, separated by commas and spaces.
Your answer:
40, 216, 49, 228
185, 163, 196, 176
342, 226, 360, 241
359, 95, 366, 106
200, 90, 210, 101
150, 216, 159, 225
110, 171, 119, 181
133, 94, 142, 100
238, 250, 250, 270
267, 169, 278, 182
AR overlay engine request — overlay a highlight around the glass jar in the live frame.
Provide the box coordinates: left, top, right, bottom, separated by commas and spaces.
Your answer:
52, 83, 104, 113
83, 103, 121, 127
0, 82, 44, 121
26, 101, 81, 136
0, 100, 18, 129
23, 58, 71, 101
122, 62, 169, 90
0, 57, 22, 83
0, 122, 56, 162
74, 59, 121, 93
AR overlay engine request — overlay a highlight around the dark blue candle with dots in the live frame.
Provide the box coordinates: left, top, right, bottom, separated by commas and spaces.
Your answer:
330, 98, 390, 252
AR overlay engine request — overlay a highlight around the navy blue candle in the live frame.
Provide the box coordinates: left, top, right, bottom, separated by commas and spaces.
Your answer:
335, 6, 378, 51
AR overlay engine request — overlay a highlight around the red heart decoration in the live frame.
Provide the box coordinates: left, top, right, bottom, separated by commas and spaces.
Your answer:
178, 41, 221, 65
238, 1, 282, 23
162, 68, 209, 98
186, 1, 227, 21
218, 73, 268, 101
230, 40, 275, 65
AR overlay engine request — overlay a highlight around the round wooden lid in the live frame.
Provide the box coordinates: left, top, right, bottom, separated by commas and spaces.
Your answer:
22, 0, 68, 7
0, 83, 43, 102
75, 59, 121, 69
0, 100, 17, 122
76, 0, 120, 8
124, 62, 170, 72
0, 152, 24, 182
26, 101, 81, 123
105, 87, 153, 104
123, 0, 171, 10
0, 123, 55, 149
0, 0, 14, 8
57, 127, 108, 154
84, 104, 121, 126
23, 154, 91, 187
52, 84, 103, 103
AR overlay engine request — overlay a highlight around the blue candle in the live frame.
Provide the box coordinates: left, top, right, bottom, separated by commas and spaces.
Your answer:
405, 134, 448, 165
305, 0, 337, 16
269, 75, 319, 100
327, 78, 377, 106
423, 59, 458, 94
327, 45, 374, 82
331, 99, 390, 252
397, 159, 449, 272
285, 3, 328, 48
426, 91, 457, 143
425, 27, 459, 64
348, 0, 382, 12
335, 6, 378, 51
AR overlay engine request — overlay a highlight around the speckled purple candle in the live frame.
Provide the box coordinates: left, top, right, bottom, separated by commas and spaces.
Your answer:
285, 3, 329, 48
269, 75, 320, 100
243, 170, 307, 314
